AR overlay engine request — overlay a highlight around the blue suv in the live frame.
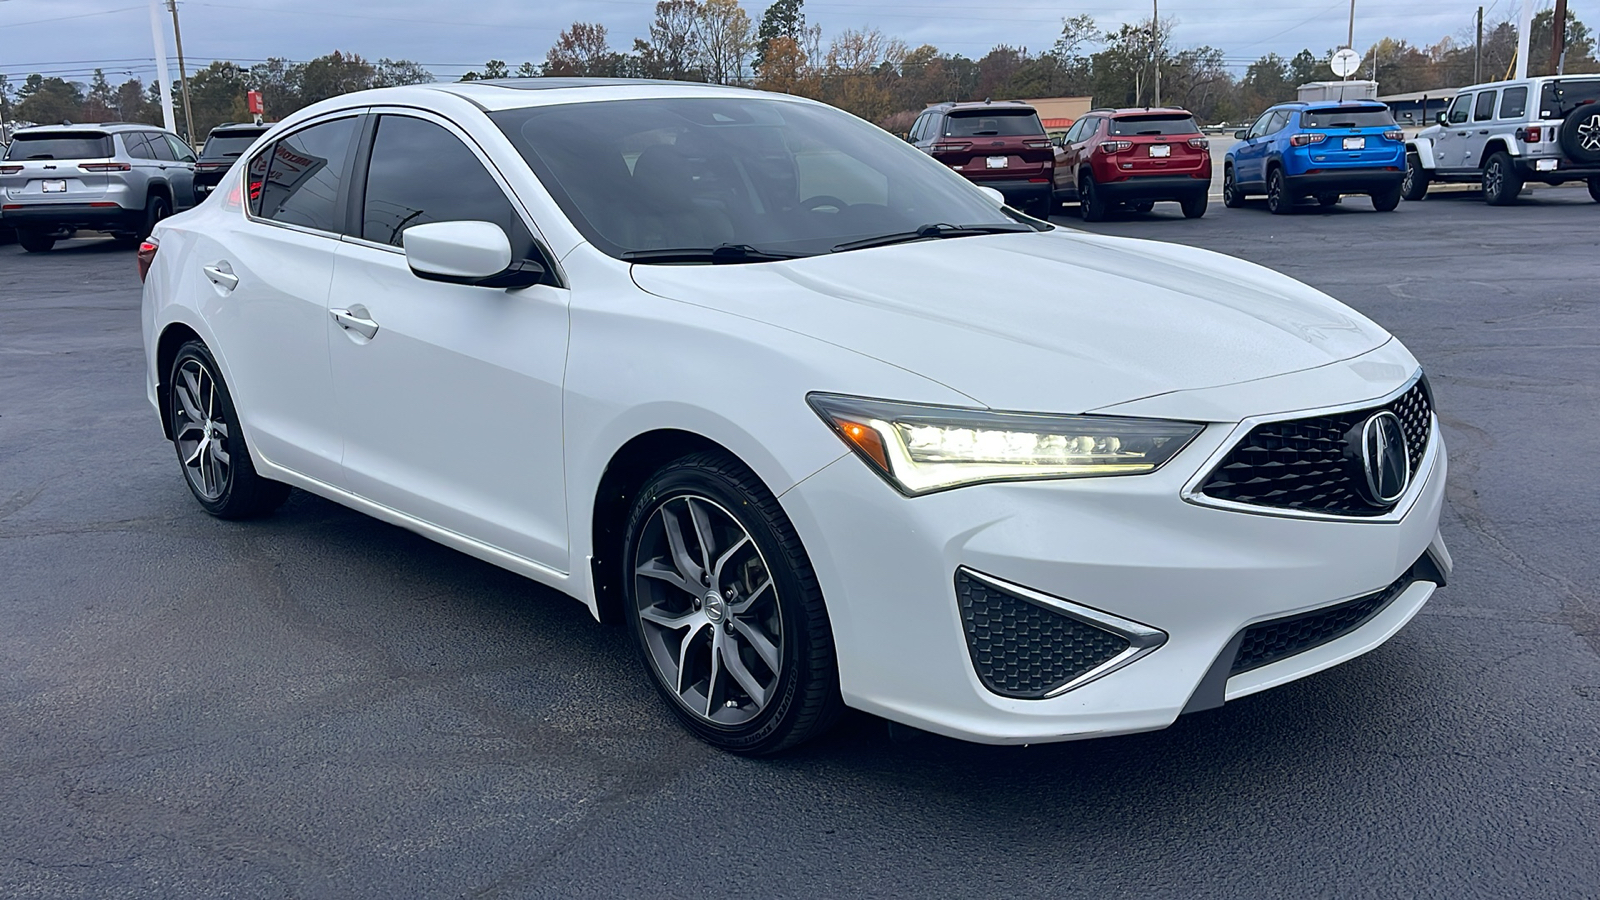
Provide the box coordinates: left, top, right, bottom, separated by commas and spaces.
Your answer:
1223, 101, 1406, 214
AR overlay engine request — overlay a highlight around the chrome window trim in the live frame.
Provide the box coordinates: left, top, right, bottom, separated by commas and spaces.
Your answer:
957, 567, 1168, 699
1179, 368, 1436, 523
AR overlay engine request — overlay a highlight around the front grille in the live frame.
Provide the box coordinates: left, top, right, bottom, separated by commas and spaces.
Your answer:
1230, 569, 1416, 675
1198, 379, 1432, 516
955, 571, 1130, 699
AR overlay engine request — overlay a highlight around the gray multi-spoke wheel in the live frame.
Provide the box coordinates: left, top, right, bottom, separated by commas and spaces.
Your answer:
167, 341, 289, 518
1482, 151, 1522, 206
623, 452, 842, 754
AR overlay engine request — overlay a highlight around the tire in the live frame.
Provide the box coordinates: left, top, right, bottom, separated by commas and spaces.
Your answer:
1180, 191, 1207, 219
622, 452, 842, 755
168, 341, 290, 519
1317, 192, 1340, 207
1371, 182, 1402, 212
1266, 167, 1293, 215
1558, 107, 1600, 166
1588, 176, 1600, 203
18, 230, 56, 253
1131, 201, 1155, 213
137, 194, 172, 240
1079, 173, 1108, 222
1401, 152, 1430, 200
1222, 166, 1244, 208
1482, 151, 1522, 206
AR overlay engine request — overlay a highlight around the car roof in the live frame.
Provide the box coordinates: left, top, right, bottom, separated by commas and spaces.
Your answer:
13, 122, 165, 135
930, 100, 1037, 112
1090, 107, 1194, 117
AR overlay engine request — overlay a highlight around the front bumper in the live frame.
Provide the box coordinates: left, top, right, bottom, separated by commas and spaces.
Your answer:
1283, 167, 1404, 195
781, 379, 1447, 745
1, 202, 140, 232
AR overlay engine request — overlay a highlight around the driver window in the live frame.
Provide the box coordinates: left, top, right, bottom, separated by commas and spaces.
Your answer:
1447, 94, 1472, 124
1247, 112, 1274, 139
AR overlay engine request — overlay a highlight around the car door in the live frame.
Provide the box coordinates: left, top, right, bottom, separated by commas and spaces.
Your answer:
160, 133, 198, 209
327, 110, 571, 570
196, 113, 364, 487
1434, 93, 1473, 173
1233, 110, 1277, 187
1053, 118, 1087, 197
1463, 89, 1498, 170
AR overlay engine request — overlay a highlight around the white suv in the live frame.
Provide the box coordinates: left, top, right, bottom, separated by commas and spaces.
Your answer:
1403, 75, 1600, 205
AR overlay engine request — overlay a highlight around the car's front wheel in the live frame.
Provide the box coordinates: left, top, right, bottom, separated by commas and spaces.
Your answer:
1482, 152, 1522, 206
623, 452, 842, 754
18, 229, 56, 253
1401, 152, 1430, 200
1222, 166, 1244, 208
168, 341, 290, 518
1588, 176, 1600, 203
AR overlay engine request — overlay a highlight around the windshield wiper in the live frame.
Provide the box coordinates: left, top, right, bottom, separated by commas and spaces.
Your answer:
620, 243, 802, 264
831, 222, 1034, 253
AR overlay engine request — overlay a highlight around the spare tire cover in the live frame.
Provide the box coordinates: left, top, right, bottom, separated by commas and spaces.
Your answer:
1559, 106, 1600, 165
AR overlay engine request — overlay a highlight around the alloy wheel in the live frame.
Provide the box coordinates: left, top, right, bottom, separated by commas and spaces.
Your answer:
1484, 161, 1502, 199
172, 357, 231, 500
632, 494, 784, 727
1579, 114, 1600, 153
1401, 165, 1414, 195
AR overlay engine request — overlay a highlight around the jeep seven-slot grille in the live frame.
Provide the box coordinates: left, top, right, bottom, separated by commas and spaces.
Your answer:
1229, 569, 1416, 675
955, 571, 1130, 699
1198, 379, 1432, 516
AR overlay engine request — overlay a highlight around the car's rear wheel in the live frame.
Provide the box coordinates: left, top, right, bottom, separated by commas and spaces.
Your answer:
1222, 166, 1244, 208
18, 230, 56, 253
1401, 152, 1430, 200
623, 452, 842, 755
1371, 183, 1402, 212
168, 341, 290, 519
1266, 168, 1293, 215
1588, 176, 1600, 203
1482, 152, 1522, 206
137, 195, 171, 240
1180, 192, 1207, 218
1079, 174, 1108, 222
1317, 192, 1340, 207
1131, 201, 1155, 213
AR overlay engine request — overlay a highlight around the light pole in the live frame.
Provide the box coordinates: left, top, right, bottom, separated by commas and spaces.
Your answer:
146, 0, 176, 132
167, 0, 196, 144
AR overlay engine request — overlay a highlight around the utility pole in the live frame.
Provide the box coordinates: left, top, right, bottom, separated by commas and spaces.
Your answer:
1553, 0, 1569, 75
1347, 0, 1356, 50
1515, 0, 1533, 79
1152, 0, 1161, 106
1475, 7, 1483, 83
167, 0, 196, 145
146, 0, 175, 133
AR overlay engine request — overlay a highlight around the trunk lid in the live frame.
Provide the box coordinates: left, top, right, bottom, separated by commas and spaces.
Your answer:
931, 108, 1054, 182
1296, 105, 1404, 166
1104, 113, 1208, 177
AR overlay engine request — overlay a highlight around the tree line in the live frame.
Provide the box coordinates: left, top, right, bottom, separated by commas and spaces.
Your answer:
2, 0, 1596, 142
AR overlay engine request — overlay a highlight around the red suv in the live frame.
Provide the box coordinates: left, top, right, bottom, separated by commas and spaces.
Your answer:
1052, 107, 1212, 220
907, 101, 1055, 217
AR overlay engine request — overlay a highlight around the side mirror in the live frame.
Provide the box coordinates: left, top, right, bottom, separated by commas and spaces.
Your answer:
976, 185, 1006, 207
403, 221, 545, 289
1436, 112, 1448, 125
1234, 129, 1248, 140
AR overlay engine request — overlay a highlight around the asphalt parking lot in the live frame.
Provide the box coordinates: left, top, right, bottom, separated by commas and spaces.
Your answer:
3, 189, 1598, 899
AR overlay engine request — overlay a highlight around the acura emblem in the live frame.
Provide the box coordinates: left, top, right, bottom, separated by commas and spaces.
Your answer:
1360, 411, 1410, 505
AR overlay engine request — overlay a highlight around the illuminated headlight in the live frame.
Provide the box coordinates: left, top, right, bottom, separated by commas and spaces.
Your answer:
807, 393, 1205, 495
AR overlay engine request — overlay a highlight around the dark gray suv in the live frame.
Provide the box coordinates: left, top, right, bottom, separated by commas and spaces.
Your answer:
0, 123, 198, 252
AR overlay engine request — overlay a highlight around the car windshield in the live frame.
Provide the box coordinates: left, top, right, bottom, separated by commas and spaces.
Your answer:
1109, 114, 1199, 136
4, 132, 113, 160
491, 96, 1032, 261
1539, 78, 1600, 119
200, 132, 266, 159
1300, 107, 1396, 128
942, 109, 1045, 136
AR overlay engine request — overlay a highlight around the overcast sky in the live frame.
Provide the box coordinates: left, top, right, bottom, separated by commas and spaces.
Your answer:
0, 0, 1589, 87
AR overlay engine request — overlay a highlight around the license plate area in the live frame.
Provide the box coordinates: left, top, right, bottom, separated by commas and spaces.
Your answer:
1149, 144, 1172, 157
985, 156, 1009, 169
42, 179, 67, 193
1536, 158, 1558, 171
1342, 137, 1366, 150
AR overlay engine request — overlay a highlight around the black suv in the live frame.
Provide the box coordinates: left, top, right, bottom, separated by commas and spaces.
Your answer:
906, 101, 1055, 216
194, 123, 270, 198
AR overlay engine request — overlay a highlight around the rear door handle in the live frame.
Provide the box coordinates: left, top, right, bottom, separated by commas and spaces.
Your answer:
331, 306, 379, 340
1477, 129, 1489, 134
202, 261, 238, 291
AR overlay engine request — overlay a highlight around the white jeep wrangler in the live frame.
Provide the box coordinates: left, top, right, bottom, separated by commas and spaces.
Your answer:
1404, 75, 1600, 205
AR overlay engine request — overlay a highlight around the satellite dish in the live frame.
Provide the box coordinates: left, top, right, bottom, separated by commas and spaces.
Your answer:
1330, 48, 1362, 78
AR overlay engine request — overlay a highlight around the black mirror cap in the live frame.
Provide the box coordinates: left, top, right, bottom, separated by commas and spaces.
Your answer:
411, 258, 547, 290
1234, 129, 1248, 140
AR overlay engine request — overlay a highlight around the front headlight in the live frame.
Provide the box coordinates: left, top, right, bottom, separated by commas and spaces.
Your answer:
808, 393, 1204, 496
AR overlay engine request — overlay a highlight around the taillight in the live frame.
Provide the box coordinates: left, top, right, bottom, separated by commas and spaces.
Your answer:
0, 164, 21, 174
1519, 126, 1542, 142
1289, 133, 1327, 147
136, 236, 159, 283
80, 162, 133, 172
1098, 140, 1133, 154
1383, 130, 1404, 142
1187, 137, 1209, 151
1023, 140, 1053, 149
932, 142, 971, 152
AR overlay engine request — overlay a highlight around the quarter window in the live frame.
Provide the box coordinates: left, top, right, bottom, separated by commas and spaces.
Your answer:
146, 133, 177, 161
1499, 86, 1528, 119
254, 116, 360, 233
164, 134, 196, 163
123, 133, 155, 159
1473, 90, 1498, 122
359, 115, 538, 260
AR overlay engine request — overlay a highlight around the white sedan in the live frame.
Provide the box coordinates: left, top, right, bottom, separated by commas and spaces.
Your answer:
139, 80, 1450, 754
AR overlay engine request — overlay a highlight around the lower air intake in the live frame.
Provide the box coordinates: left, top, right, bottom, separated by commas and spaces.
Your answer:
955, 570, 1133, 700
1230, 570, 1417, 675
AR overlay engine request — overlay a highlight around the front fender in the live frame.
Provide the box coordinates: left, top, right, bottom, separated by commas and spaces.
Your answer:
1408, 137, 1437, 170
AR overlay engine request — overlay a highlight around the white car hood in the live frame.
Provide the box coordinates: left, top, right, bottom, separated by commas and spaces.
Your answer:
629, 229, 1391, 414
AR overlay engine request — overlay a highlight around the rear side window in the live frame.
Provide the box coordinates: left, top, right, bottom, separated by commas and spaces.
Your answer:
1473, 91, 1498, 122
943, 110, 1045, 137
1539, 79, 1600, 118
252, 116, 360, 233
1109, 114, 1199, 136
1300, 107, 1396, 128
359, 115, 537, 259
1499, 87, 1529, 119
5, 132, 113, 160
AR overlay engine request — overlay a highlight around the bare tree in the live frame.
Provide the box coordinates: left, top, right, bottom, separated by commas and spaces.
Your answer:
545, 23, 617, 77
699, 0, 753, 84
636, 0, 703, 80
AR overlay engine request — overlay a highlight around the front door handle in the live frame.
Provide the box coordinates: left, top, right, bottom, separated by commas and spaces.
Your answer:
202, 261, 238, 291
331, 306, 379, 340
